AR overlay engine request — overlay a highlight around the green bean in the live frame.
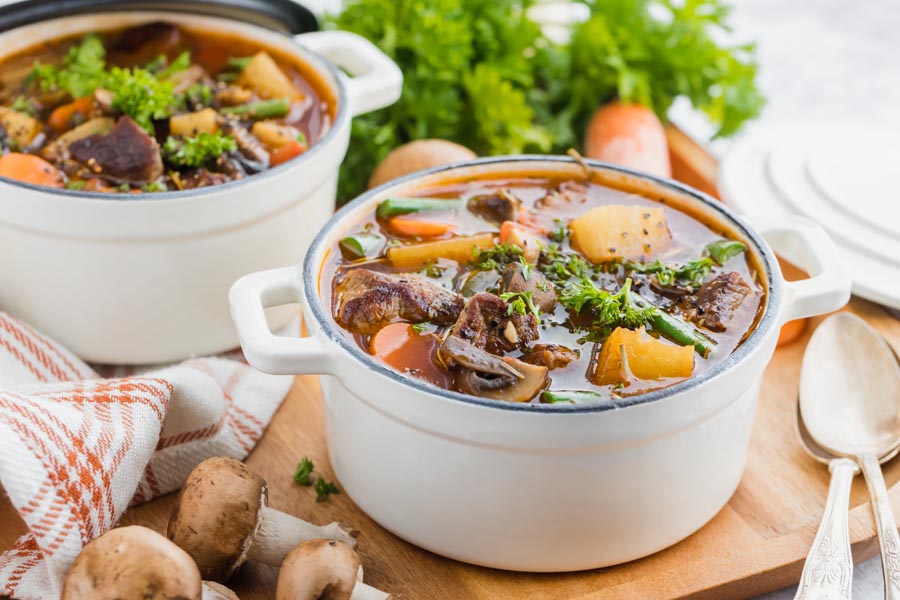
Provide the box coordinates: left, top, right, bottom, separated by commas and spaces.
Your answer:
375, 197, 462, 219
220, 98, 291, 119
629, 292, 715, 358
540, 390, 607, 405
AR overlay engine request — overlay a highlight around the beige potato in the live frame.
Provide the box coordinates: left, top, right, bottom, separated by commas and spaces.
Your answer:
368, 139, 477, 189
251, 120, 302, 149
0, 107, 41, 147
570, 204, 671, 262
237, 52, 303, 101
592, 326, 694, 386
170, 108, 219, 136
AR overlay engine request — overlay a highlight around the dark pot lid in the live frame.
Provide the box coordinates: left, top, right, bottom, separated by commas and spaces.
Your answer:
0, 0, 318, 35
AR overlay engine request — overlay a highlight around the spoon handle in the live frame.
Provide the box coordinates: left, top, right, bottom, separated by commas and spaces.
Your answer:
795, 458, 857, 600
860, 453, 900, 599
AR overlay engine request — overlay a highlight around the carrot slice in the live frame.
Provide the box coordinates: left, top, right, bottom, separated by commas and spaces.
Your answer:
388, 216, 455, 238
270, 139, 307, 167
48, 96, 93, 132
0, 153, 64, 187
369, 323, 450, 387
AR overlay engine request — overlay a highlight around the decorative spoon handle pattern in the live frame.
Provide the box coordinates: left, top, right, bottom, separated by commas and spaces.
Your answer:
860, 453, 900, 600
795, 458, 857, 600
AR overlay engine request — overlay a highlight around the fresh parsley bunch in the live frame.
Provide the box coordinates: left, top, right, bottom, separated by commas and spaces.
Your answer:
328, 0, 763, 203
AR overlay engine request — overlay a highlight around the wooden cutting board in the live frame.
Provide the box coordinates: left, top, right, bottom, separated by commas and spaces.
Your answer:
2, 128, 899, 599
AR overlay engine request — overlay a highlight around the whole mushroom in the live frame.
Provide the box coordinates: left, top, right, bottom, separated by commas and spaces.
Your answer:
277, 540, 393, 600
61, 525, 240, 600
168, 456, 358, 581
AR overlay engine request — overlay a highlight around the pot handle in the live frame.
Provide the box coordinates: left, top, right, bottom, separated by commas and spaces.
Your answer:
748, 214, 851, 323
229, 267, 334, 375
294, 30, 402, 117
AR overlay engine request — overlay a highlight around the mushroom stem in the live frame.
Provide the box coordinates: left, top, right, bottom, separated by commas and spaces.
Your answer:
352, 581, 393, 600
247, 506, 359, 565
202, 581, 240, 600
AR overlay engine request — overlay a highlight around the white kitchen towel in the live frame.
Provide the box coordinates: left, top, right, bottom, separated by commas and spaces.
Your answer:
0, 311, 293, 599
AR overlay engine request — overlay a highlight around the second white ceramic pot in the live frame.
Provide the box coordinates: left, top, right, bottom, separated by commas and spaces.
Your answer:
0, 12, 402, 364
230, 157, 851, 571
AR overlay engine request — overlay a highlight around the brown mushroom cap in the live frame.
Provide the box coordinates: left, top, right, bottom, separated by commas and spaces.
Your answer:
203, 581, 241, 600
62, 525, 201, 600
276, 540, 360, 600
168, 456, 267, 581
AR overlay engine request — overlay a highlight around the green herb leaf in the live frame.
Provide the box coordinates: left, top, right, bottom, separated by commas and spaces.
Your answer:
626, 257, 713, 289
65, 180, 86, 190
105, 66, 178, 132
30, 33, 107, 99
157, 51, 191, 79
473, 243, 523, 272
705, 240, 746, 265
501, 290, 541, 323
163, 132, 237, 168
226, 56, 254, 71
141, 181, 168, 193
10, 96, 34, 115
293, 457, 315, 485
559, 278, 656, 340
315, 477, 340, 502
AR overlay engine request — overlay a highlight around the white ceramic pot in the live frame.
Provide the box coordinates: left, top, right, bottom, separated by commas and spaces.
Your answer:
230, 157, 851, 572
0, 12, 402, 364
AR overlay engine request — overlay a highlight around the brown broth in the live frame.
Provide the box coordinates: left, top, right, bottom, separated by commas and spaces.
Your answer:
321, 175, 766, 404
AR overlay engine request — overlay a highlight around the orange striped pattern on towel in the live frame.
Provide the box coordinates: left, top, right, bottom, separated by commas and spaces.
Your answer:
0, 312, 292, 599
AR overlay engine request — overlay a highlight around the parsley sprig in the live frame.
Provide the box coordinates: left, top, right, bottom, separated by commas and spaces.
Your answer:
500, 290, 541, 324
163, 132, 237, 168
559, 278, 656, 340
473, 243, 524, 271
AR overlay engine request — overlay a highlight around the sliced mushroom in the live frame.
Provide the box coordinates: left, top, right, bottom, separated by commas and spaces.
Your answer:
440, 336, 549, 403
276, 540, 392, 600
467, 189, 521, 225
219, 119, 269, 171
167, 456, 358, 582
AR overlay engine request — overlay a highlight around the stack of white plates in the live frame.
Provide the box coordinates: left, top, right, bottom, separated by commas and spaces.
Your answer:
719, 123, 900, 310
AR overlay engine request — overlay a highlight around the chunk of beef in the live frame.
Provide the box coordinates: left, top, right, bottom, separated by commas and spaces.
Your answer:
467, 189, 521, 225
520, 344, 578, 370
69, 117, 163, 184
679, 272, 754, 332
448, 293, 538, 355
335, 269, 464, 335
499, 262, 557, 313
535, 180, 589, 208
108, 22, 181, 66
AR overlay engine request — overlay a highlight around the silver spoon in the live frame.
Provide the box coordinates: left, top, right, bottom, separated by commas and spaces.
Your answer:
794, 401, 859, 599
800, 313, 900, 600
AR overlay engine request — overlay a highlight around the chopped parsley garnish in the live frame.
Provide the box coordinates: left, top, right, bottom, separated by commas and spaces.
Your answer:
539, 245, 597, 285
501, 290, 541, 323
519, 257, 533, 280
227, 56, 254, 70
117, 182, 131, 192
559, 277, 656, 340
10, 96, 35, 115
163, 132, 237, 168
141, 181, 168, 193
473, 243, 524, 271
626, 257, 713, 289
548, 218, 567, 243
156, 51, 191, 79
421, 261, 445, 278
65, 180, 86, 191
105, 66, 178, 132
315, 477, 340, 502
293, 457, 315, 485
29, 33, 107, 99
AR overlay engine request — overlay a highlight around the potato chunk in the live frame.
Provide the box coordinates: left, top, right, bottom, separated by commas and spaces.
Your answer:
251, 121, 302, 149
592, 327, 693, 385
0, 107, 41, 147
570, 204, 670, 263
170, 108, 219, 136
387, 233, 494, 269
237, 52, 303, 101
